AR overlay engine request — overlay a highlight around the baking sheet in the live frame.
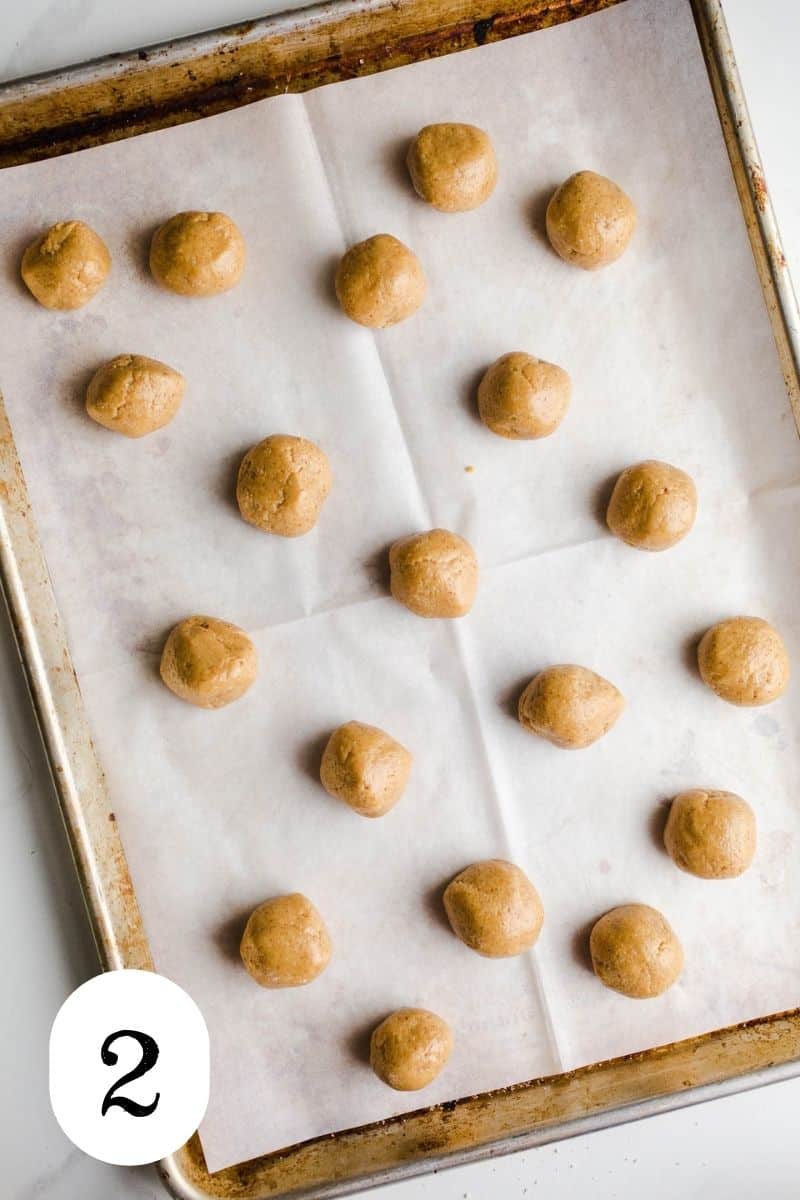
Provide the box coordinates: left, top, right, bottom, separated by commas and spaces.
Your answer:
1, 0, 799, 1174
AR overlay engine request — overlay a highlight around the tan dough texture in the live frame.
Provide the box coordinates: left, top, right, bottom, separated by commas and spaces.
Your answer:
518, 665, 624, 749
240, 894, 332, 988
370, 1008, 453, 1091
443, 859, 544, 958
335, 234, 426, 328
697, 616, 790, 706
85, 354, 185, 438
21, 220, 110, 310
389, 529, 479, 618
477, 351, 571, 440
406, 123, 498, 212
664, 788, 756, 879
159, 615, 257, 709
320, 721, 412, 818
546, 171, 636, 269
236, 434, 332, 537
590, 904, 683, 998
607, 459, 697, 551
150, 211, 245, 296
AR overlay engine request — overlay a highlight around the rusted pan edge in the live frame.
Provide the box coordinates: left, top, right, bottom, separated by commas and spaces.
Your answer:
691, 0, 800, 432
0, 0, 623, 167
160, 1010, 800, 1199
0, 394, 152, 973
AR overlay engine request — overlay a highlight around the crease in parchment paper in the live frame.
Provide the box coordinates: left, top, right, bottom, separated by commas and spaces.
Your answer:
453, 617, 567, 1072
299, 92, 565, 1078
0, 0, 798, 1174
298, 94, 436, 535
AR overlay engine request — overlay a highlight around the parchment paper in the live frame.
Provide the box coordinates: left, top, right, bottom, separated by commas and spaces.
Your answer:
1, 0, 799, 1173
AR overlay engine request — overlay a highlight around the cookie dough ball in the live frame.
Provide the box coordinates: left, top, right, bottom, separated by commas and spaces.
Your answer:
370, 1008, 452, 1091
335, 234, 426, 328
590, 904, 683, 998
546, 171, 636, 270
607, 460, 697, 551
320, 721, 412, 818
21, 220, 110, 310
407, 123, 498, 213
518, 665, 624, 749
160, 615, 257, 709
443, 859, 544, 958
664, 789, 756, 879
389, 529, 478, 618
240, 893, 331, 988
478, 351, 571, 440
85, 354, 185, 438
236, 434, 331, 537
697, 616, 790, 706
149, 211, 245, 296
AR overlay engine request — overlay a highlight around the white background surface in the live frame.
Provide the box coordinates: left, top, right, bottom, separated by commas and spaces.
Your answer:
1, 1, 799, 1197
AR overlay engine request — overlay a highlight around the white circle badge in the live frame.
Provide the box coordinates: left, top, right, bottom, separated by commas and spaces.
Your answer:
49, 969, 210, 1165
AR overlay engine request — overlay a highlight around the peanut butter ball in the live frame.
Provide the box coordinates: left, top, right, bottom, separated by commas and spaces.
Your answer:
21, 220, 110, 310
159, 615, 257, 709
477, 351, 571, 439
607, 460, 697, 551
590, 904, 683, 998
389, 529, 478, 618
518, 665, 624, 749
664, 789, 756, 879
240, 894, 331, 988
236, 434, 332, 537
697, 616, 790, 706
85, 354, 185, 438
546, 171, 636, 269
443, 859, 544, 957
150, 211, 245, 296
407, 122, 497, 212
370, 1008, 452, 1091
320, 721, 412, 818
335, 234, 426, 328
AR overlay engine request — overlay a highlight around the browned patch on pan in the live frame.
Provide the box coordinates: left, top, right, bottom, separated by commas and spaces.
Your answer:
160, 1008, 800, 1197
751, 164, 768, 213
0, 0, 623, 167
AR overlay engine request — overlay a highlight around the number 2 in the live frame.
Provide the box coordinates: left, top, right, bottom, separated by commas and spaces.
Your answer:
100, 1030, 160, 1117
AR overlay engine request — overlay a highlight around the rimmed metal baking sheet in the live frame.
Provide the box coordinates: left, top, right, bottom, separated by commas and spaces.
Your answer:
0, 1, 798, 1197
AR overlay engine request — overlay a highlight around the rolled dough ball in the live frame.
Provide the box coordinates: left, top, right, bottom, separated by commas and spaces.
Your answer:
335, 234, 426, 328
320, 721, 412, 818
406, 123, 498, 212
664, 788, 756, 879
370, 1008, 453, 1091
607, 459, 697, 551
160, 615, 257, 709
389, 528, 478, 618
236, 434, 332, 537
590, 904, 683, 998
21, 220, 110, 310
150, 211, 245, 296
518, 665, 624, 749
85, 354, 185, 438
697, 616, 790, 706
477, 351, 571, 440
546, 171, 636, 269
443, 859, 544, 957
240, 893, 331, 988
